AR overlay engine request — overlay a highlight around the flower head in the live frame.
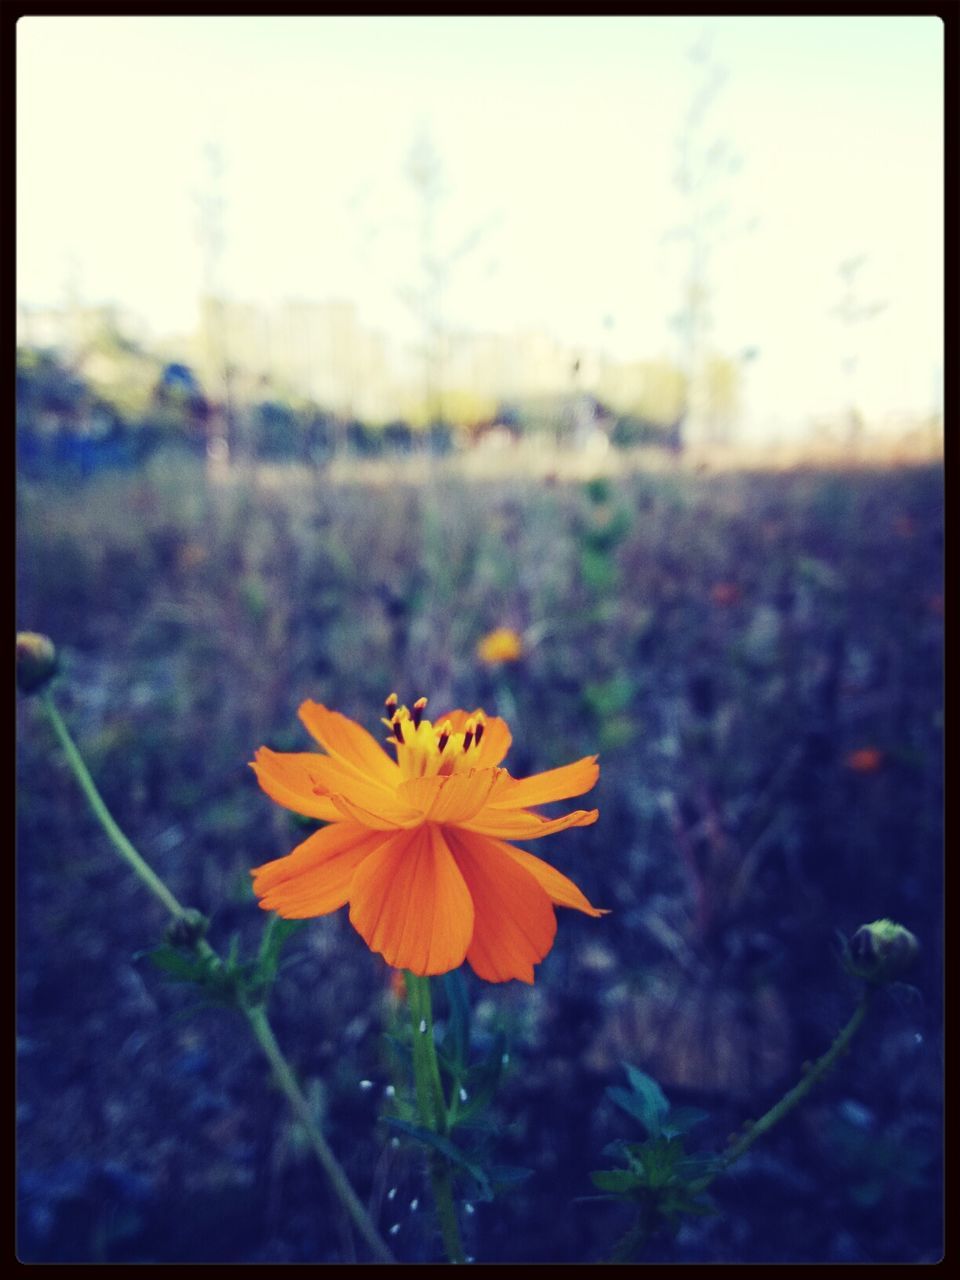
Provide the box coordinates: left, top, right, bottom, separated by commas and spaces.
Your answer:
476, 627, 523, 666
845, 747, 884, 774
250, 695, 603, 983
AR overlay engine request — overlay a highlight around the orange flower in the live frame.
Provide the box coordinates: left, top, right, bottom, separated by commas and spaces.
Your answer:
845, 747, 884, 774
476, 627, 523, 665
250, 696, 603, 983
709, 582, 742, 608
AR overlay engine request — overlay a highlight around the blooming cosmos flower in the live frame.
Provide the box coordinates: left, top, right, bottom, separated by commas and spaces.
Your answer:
250, 697, 603, 983
476, 627, 524, 665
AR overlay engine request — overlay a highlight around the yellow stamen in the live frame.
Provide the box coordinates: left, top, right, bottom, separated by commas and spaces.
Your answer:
437, 720, 452, 754
391, 715, 405, 744
384, 692, 399, 715
412, 696, 428, 729
463, 717, 476, 752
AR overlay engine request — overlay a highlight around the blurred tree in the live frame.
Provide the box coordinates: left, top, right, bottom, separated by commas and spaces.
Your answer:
80, 320, 165, 423
195, 142, 235, 471
598, 357, 686, 428
16, 349, 88, 431
830, 255, 887, 449
400, 129, 499, 429
666, 31, 756, 454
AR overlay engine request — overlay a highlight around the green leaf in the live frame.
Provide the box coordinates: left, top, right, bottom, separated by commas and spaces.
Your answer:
634, 1136, 685, 1188
488, 1165, 533, 1188
658, 1189, 718, 1220
383, 1118, 492, 1200
590, 1169, 642, 1194
453, 1031, 507, 1126
677, 1154, 724, 1183
608, 1086, 652, 1127
611, 1064, 671, 1138
662, 1106, 711, 1138
255, 915, 304, 988
147, 944, 207, 983
601, 1138, 633, 1163
583, 674, 634, 720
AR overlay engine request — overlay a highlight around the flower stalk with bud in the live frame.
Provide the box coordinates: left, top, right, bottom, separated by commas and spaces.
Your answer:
19, 636, 394, 1264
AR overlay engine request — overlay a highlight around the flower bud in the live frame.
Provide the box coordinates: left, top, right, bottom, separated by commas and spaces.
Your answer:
165, 908, 210, 949
845, 919, 919, 984
16, 632, 58, 694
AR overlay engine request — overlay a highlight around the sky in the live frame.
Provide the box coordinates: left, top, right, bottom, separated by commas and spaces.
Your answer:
17, 15, 943, 431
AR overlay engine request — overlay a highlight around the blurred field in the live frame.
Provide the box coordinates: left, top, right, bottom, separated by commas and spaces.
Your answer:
16, 452, 943, 1263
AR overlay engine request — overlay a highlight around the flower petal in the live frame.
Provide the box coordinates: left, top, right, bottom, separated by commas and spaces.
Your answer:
329, 791, 423, 830
299, 701, 401, 787
251, 822, 389, 917
398, 768, 507, 824
347, 826, 475, 976
489, 755, 599, 809
250, 748, 343, 821
459, 806, 599, 840
482, 835, 607, 917
444, 828, 557, 983
436, 709, 512, 767
303, 752, 409, 813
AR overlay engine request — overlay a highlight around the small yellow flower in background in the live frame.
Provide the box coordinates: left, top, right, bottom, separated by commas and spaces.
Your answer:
476, 627, 524, 666
845, 747, 884, 774
250, 695, 603, 983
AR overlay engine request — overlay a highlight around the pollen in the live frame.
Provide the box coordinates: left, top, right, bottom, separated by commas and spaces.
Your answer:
382, 696, 492, 779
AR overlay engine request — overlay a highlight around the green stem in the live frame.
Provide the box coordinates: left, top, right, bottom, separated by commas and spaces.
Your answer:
244, 1003, 394, 1263
719, 990, 874, 1174
41, 690, 188, 920
609, 1204, 655, 1264
39, 689, 394, 1264
609, 991, 874, 1264
404, 972, 448, 1131
404, 972, 466, 1264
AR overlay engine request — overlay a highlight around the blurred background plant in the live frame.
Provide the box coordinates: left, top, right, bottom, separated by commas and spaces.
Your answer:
17, 452, 942, 1262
